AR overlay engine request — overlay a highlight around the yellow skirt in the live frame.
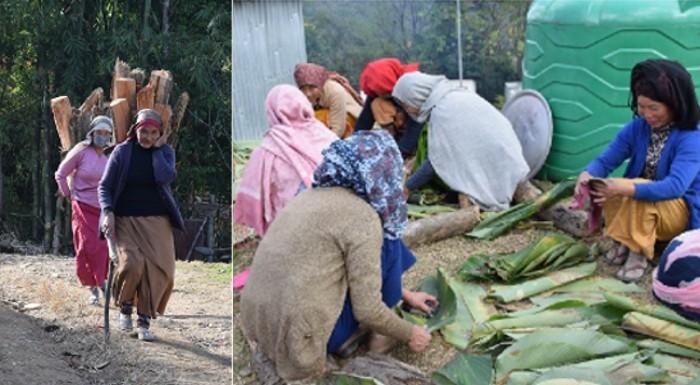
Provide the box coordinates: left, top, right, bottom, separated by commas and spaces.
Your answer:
314, 108, 356, 139
603, 178, 688, 259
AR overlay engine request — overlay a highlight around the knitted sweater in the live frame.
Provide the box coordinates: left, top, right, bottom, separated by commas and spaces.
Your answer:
240, 187, 414, 381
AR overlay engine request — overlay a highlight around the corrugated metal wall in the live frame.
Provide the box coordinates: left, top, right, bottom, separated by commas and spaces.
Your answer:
232, 1, 307, 141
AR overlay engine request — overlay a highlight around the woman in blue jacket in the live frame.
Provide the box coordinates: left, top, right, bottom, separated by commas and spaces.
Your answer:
99, 109, 184, 341
576, 59, 700, 282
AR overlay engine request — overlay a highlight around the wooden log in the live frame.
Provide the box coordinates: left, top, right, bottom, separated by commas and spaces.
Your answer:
338, 352, 432, 385
114, 78, 136, 111
79, 87, 104, 115
401, 205, 480, 248
129, 68, 146, 90
513, 180, 542, 203
150, 69, 173, 105
154, 103, 173, 135
50, 96, 73, 152
110, 98, 130, 143
111, 58, 130, 100
136, 83, 155, 111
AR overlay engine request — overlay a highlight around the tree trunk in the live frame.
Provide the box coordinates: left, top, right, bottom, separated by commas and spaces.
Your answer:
79, 87, 104, 115
33, 110, 41, 240
42, 76, 54, 251
111, 0, 118, 35
0, 153, 3, 219
401, 206, 480, 248
162, 0, 170, 58
142, 0, 152, 43
52, 196, 64, 254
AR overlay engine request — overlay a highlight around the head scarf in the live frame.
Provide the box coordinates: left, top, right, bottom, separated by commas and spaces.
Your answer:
234, 85, 337, 236
312, 130, 406, 239
295, 63, 364, 105
134, 108, 163, 133
392, 72, 449, 123
294, 63, 329, 89
359, 58, 420, 98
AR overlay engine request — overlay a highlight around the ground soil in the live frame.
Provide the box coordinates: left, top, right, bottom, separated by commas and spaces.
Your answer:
0, 253, 232, 385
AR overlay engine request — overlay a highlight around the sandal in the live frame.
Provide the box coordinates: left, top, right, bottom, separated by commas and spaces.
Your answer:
616, 251, 649, 283
604, 243, 629, 265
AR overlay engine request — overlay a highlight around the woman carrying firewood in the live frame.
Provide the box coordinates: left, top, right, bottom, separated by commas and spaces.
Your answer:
99, 109, 184, 342
293, 62, 363, 138
55, 116, 114, 305
241, 130, 435, 382
576, 59, 700, 282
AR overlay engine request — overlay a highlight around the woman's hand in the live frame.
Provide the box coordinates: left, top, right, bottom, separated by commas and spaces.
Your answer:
408, 325, 431, 352
589, 178, 635, 204
154, 131, 170, 148
101, 211, 115, 237
575, 170, 592, 196
402, 289, 438, 315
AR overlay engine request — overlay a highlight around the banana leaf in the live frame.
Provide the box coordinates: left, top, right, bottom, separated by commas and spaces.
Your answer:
467, 180, 575, 240
637, 339, 700, 360
460, 234, 589, 283
432, 353, 493, 385
426, 268, 458, 333
441, 277, 493, 349
604, 293, 700, 330
333, 372, 385, 385
649, 353, 699, 382
494, 328, 635, 381
399, 308, 428, 326
622, 312, 700, 352
531, 293, 608, 308
548, 277, 644, 294
489, 263, 597, 303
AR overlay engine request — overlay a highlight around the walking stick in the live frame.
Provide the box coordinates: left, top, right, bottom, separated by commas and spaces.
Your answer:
104, 233, 118, 344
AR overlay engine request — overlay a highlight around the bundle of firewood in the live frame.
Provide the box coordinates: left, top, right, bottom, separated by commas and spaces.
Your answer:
50, 58, 190, 151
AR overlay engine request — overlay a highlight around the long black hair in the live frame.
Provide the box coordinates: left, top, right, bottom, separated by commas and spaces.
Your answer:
630, 59, 700, 130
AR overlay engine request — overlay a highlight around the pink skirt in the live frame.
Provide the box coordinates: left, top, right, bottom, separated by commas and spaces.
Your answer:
71, 200, 109, 287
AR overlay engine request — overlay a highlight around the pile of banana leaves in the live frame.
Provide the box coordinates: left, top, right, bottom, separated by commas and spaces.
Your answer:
459, 233, 590, 283
389, 234, 700, 385
467, 180, 575, 240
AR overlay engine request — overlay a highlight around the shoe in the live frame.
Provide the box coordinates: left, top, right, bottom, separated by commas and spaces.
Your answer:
88, 287, 99, 305
137, 327, 155, 341
616, 251, 649, 283
119, 313, 133, 331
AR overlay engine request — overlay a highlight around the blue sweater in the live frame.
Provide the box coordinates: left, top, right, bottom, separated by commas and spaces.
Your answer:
98, 140, 185, 230
586, 117, 700, 230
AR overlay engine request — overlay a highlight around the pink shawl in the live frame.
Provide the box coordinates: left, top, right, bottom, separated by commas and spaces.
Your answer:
570, 182, 603, 235
233, 85, 337, 236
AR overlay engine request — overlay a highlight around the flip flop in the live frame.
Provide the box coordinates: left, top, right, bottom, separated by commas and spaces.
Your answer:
616, 252, 648, 283
604, 243, 629, 265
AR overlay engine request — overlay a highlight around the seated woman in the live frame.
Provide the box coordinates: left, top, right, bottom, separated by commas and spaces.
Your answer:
234, 84, 337, 237
653, 229, 700, 321
355, 58, 422, 157
575, 59, 700, 282
240, 131, 434, 382
293, 63, 363, 138
392, 72, 530, 211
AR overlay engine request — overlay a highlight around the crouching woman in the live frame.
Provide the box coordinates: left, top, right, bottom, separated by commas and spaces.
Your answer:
240, 130, 433, 382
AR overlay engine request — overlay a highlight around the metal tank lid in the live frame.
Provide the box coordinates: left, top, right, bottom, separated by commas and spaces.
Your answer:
501, 89, 553, 179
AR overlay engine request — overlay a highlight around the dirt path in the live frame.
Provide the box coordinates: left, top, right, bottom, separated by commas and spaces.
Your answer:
0, 253, 232, 385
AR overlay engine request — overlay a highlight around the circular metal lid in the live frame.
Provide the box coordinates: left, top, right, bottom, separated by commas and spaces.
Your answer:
501, 89, 553, 179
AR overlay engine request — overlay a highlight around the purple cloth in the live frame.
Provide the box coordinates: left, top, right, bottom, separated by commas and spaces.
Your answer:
98, 140, 184, 230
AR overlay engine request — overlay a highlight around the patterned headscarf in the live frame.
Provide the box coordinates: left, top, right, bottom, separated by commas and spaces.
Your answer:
294, 63, 329, 89
312, 130, 407, 239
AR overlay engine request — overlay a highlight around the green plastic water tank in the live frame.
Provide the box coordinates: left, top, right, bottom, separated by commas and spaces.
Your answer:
523, 0, 700, 181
